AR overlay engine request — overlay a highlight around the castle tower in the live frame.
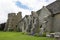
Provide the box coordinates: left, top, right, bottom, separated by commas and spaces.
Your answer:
14, 12, 22, 31
17, 12, 22, 21
4, 12, 22, 31
8, 13, 16, 31
4, 13, 16, 31
16, 12, 22, 24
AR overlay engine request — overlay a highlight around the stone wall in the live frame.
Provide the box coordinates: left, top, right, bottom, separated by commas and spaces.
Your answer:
17, 11, 40, 35
4, 0, 60, 37
38, 6, 52, 33
53, 13, 60, 32
30, 11, 39, 35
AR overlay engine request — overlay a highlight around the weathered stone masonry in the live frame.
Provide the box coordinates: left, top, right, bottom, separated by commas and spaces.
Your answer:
4, 0, 60, 36
17, 0, 60, 34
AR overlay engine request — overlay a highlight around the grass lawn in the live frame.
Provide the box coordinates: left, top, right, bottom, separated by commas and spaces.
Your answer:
0, 31, 55, 40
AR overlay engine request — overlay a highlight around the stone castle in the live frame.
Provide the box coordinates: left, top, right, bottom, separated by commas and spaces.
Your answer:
1, 0, 60, 36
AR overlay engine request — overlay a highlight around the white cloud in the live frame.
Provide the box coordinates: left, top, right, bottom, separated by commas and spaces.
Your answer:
0, 0, 56, 23
18, 0, 56, 11
0, 0, 31, 23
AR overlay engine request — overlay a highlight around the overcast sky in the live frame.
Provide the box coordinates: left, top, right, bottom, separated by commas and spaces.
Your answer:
0, 0, 56, 23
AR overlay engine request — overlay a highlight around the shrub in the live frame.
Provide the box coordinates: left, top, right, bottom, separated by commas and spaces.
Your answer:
34, 33, 40, 37
42, 32, 46, 37
21, 32, 28, 35
9, 29, 13, 31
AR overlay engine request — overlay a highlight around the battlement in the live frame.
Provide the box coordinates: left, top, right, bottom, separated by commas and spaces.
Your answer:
8, 12, 22, 18
25, 15, 29, 18
31, 11, 35, 16
31, 11, 38, 17
17, 12, 22, 16
8, 13, 16, 17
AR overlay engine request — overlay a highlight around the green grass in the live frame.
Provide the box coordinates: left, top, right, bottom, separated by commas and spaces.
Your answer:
0, 31, 55, 40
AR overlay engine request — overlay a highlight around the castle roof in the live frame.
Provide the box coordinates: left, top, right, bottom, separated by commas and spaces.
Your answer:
46, 0, 60, 14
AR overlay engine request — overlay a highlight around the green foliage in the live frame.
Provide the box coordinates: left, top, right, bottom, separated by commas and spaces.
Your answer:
21, 32, 28, 35
8, 29, 13, 31
0, 31, 55, 40
42, 32, 46, 37
50, 31, 54, 33
34, 33, 40, 37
